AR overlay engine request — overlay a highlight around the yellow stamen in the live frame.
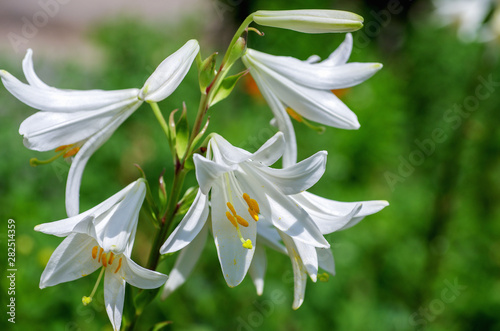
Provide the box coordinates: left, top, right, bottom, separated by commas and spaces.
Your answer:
101, 252, 108, 267
286, 107, 303, 123
248, 208, 259, 222
227, 202, 237, 216
108, 252, 115, 265
55, 145, 71, 152
114, 258, 123, 274
226, 211, 238, 227
250, 199, 260, 214
63, 147, 80, 158
91, 246, 98, 259
236, 215, 249, 227
97, 248, 104, 263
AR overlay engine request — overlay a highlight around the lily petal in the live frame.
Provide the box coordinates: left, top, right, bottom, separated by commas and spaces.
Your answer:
104, 271, 126, 331
140, 39, 200, 102
193, 154, 235, 195
322, 33, 353, 66
249, 245, 267, 295
279, 231, 307, 310
22, 49, 51, 89
39, 233, 101, 288
160, 189, 209, 254
254, 151, 327, 195
317, 247, 335, 275
118, 256, 168, 289
161, 222, 208, 299
65, 102, 141, 216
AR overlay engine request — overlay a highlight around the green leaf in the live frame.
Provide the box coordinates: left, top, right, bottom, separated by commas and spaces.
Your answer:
209, 70, 248, 106
189, 117, 210, 155
198, 52, 218, 93
149, 321, 173, 331
175, 103, 190, 159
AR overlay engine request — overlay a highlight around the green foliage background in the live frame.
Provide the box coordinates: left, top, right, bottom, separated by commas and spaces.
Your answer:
1, 0, 500, 330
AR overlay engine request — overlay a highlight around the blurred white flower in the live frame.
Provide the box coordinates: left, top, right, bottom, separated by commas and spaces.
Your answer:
242, 33, 382, 165
433, 0, 497, 42
0, 39, 199, 216
35, 179, 168, 331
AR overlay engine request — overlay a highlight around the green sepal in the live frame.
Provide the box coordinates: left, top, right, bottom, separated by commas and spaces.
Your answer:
178, 186, 199, 216
209, 70, 248, 106
158, 169, 167, 215
175, 103, 190, 160
224, 34, 247, 69
198, 52, 218, 93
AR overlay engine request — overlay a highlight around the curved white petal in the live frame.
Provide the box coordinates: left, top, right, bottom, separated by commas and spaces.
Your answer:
35, 215, 95, 237
317, 247, 335, 275
22, 49, 51, 89
292, 191, 389, 232
19, 102, 128, 152
322, 33, 353, 66
65, 102, 141, 216
140, 39, 200, 102
160, 189, 209, 254
211, 180, 256, 287
250, 132, 285, 166
254, 151, 327, 195
161, 222, 208, 299
244, 57, 359, 129
257, 220, 287, 254
278, 231, 307, 310
193, 154, 235, 195
211, 134, 253, 164
293, 237, 319, 282
249, 245, 267, 295
0, 70, 140, 113
39, 233, 101, 288
118, 256, 168, 289
245, 48, 382, 90
99, 180, 145, 254
104, 271, 126, 331
243, 63, 297, 166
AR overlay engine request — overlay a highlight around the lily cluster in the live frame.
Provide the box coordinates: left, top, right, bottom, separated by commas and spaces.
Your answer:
1, 8, 389, 330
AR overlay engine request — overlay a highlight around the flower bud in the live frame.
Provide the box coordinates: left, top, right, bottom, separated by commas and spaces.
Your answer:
252, 9, 363, 34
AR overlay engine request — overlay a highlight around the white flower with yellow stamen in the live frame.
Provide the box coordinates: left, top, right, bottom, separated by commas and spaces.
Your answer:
0, 39, 199, 216
241, 33, 382, 165
35, 179, 168, 331
160, 132, 329, 287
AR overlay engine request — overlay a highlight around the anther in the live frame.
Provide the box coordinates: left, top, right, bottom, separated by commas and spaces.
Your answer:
63, 147, 80, 158
226, 211, 238, 227
114, 258, 123, 274
101, 252, 108, 267
91, 246, 98, 259
108, 252, 115, 265
227, 202, 237, 216
286, 107, 303, 123
236, 215, 249, 227
97, 248, 104, 263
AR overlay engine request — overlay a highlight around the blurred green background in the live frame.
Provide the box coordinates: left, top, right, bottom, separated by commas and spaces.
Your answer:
1, 0, 500, 330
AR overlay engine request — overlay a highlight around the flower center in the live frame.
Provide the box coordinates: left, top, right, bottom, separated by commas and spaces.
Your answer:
30, 144, 81, 167
225, 193, 260, 250
82, 245, 123, 306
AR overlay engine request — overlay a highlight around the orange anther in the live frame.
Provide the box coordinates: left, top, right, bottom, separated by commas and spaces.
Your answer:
226, 211, 238, 227
91, 246, 98, 259
63, 147, 80, 158
236, 215, 249, 227
114, 258, 123, 274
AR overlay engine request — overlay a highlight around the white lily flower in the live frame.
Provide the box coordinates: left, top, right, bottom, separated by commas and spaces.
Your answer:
252, 10, 364, 34
242, 33, 382, 165
35, 179, 168, 331
160, 132, 329, 287
0, 39, 199, 216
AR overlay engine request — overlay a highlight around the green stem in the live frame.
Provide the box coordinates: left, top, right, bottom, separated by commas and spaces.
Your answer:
150, 102, 170, 141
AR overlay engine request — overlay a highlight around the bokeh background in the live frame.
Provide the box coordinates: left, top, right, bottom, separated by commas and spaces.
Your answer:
1, 0, 500, 330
